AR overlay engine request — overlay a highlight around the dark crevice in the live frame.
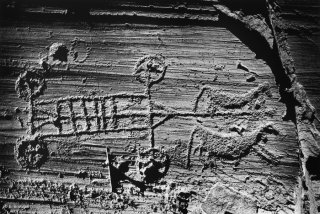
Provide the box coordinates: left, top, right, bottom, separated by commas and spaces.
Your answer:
217, 11, 297, 123
306, 155, 320, 180
219, 0, 268, 17
0, 11, 220, 27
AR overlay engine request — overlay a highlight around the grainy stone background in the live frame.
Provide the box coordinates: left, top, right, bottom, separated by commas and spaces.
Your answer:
0, 0, 319, 213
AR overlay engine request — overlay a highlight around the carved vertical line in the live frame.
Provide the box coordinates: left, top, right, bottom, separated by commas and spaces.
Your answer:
101, 98, 106, 130
28, 99, 35, 135
187, 127, 198, 169
145, 71, 155, 148
68, 100, 77, 132
94, 100, 101, 130
105, 147, 116, 192
81, 98, 90, 131
55, 101, 62, 134
109, 97, 117, 129
193, 86, 208, 113
149, 118, 155, 148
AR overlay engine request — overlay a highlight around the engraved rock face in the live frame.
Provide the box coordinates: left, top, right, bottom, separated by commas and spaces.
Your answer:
189, 123, 279, 165
136, 148, 170, 184
15, 139, 49, 169
133, 54, 167, 87
194, 82, 271, 113
15, 69, 47, 101
202, 182, 258, 214
0, 0, 312, 212
49, 42, 69, 62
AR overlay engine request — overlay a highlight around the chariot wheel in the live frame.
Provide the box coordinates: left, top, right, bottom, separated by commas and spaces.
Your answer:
15, 138, 49, 169
136, 148, 170, 184
133, 54, 168, 87
15, 69, 46, 101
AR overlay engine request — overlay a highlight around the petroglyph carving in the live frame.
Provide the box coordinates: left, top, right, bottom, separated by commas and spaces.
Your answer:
70, 38, 91, 63
193, 82, 271, 113
49, 42, 69, 62
186, 123, 280, 168
15, 138, 49, 169
133, 54, 168, 87
103, 146, 170, 193
15, 69, 47, 101
15, 54, 169, 170
40, 43, 69, 72
136, 148, 170, 184
40, 40, 91, 72
30, 93, 151, 137
14, 52, 278, 185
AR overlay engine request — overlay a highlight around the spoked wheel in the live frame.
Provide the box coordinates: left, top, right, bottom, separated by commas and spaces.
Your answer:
136, 148, 170, 184
15, 138, 49, 170
15, 69, 46, 101
133, 54, 168, 87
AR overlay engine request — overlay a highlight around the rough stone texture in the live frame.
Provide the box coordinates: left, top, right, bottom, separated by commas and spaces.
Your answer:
0, 0, 318, 213
202, 182, 258, 214
268, 1, 320, 213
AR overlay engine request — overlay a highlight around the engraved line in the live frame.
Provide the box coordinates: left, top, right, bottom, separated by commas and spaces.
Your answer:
81, 98, 90, 131
35, 94, 148, 105
94, 100, 101, 131
67, 100, 77, 132
101, 98, 107, 130
37, 126, 150, 139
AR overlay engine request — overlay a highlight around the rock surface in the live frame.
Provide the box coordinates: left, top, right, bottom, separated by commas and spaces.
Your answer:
0, 0, 318, 213
202, 182, 258, 214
